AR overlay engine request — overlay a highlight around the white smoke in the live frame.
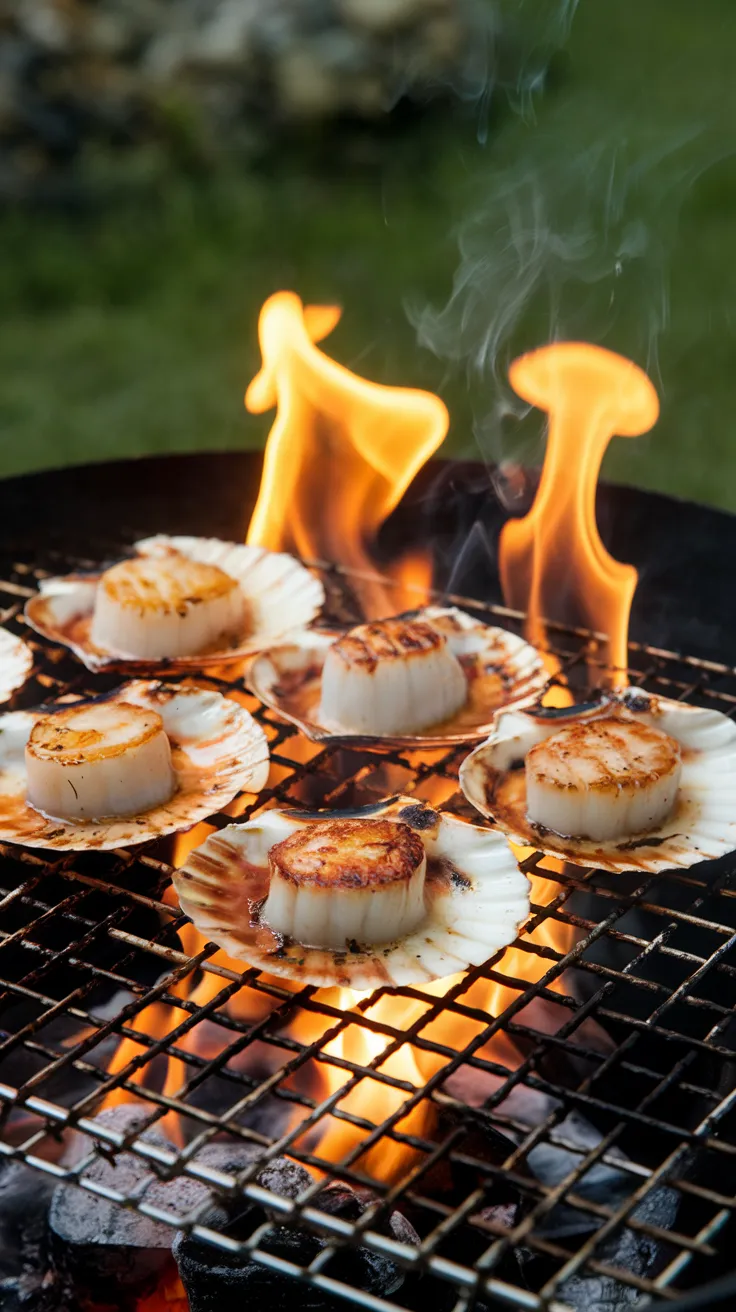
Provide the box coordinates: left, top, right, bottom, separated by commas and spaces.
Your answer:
407, 127, 714, 473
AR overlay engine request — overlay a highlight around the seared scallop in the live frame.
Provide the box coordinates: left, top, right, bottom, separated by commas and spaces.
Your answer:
25, 701, 175, 821
174, 796, 531, 989
91, 555, 246, 659
459, 689, 736, 875
263, 817, 427, 949
319, 618, 467, 735
525, 715, 681, 841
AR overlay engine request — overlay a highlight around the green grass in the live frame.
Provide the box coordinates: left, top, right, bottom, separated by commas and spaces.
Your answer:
1, 0, 736, 509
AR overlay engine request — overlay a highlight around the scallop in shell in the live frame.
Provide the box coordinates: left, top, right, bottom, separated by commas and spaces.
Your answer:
459, 688, 736, 873
0, 628, 33, 703
247, 605, 547, 749
173, 795, 530, 989
24, 535, 325, 673
0, 680, 269, 851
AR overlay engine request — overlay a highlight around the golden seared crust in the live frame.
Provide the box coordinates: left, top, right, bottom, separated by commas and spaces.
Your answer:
27, 702, 165, 765
526, 716, 681, 793
269, 818, 425, 889
330, 619, 443, 673
100, 555, 238, 615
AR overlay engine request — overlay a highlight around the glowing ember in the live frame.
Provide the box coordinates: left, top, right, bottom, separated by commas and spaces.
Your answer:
294, 989, 434, 1183
245, 291, 448, 617
135, 1271, 188, 1311
499, 343, 659, 683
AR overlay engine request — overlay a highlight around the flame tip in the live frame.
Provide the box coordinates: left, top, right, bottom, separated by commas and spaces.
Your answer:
510, 341, 659, 436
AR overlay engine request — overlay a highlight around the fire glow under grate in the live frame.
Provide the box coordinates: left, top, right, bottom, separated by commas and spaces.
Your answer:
0, 551, 735, 1312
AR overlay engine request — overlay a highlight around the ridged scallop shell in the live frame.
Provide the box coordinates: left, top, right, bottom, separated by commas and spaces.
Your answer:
0, 628, 33, 703
173, 794, 530, 989
459, 689, 736, 874
24, 535, 325, 673
0, 680, 269, 851
247, 606, 547, 749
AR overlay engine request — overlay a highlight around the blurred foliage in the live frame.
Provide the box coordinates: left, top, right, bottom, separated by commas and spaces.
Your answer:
0, 0, 735, 510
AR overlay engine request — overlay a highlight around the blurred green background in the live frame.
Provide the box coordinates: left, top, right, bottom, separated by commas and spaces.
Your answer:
1, 0, 736, 509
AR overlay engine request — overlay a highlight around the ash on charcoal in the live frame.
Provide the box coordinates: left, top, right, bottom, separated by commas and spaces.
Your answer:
0, 1160, 57, 1312
174, 1157, 418, 1312
441, 1061, 680, 1312
402, 1106, 527, 1312
49, 1107, 264, 1305
528, 1110, 678, 1312
485, 1086, 678, 1312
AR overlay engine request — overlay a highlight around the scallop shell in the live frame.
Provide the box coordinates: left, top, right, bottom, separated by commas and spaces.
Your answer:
173, 794, 530, 989
0, 680, 269, 851
0, 628, 33, 703
24, 535, 325, 673
247, 606, 547, 749
459, 688, 736, 874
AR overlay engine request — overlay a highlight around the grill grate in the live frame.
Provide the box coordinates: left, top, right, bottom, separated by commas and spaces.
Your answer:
0, 548, 735, 1311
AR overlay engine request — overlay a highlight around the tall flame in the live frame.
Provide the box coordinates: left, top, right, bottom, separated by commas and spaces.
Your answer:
499, 343, 659, 682
245, 291, 449, 616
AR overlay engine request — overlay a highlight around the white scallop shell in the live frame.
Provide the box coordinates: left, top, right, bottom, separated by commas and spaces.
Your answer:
24, 535, 325, 673
173, 794, 530, 989
247, 606, 547, 749
459, 689, 736, 874
0, 680, 269, 851
0, 628, 33, 703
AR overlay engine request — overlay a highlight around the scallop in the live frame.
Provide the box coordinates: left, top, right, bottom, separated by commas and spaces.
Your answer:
320, 618, 467, 735
26, 700, 175, 821
91, 555, 246, 660
248, 605, 547, 749
525, 716, 682, 841
264, 817, 428, 949
173, 795, 530, 990
0, 680, 269, 851
24, 535, 324, 673
459, 689, 736, 873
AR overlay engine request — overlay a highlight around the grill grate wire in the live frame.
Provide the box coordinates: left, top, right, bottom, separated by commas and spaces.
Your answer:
0, 552, 734, 1311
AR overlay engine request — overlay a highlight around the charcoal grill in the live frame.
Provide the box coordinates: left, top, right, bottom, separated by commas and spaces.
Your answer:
0, 452, 734, 1311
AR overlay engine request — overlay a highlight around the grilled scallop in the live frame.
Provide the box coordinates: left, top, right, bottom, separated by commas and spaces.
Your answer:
249, 606, 548, 748
26, 535, 324, 673
0, 680, 269, 851
525, 716, 682, 841
25, 701, 175, 821
319, 618, 467, 735
459, 689, 736, 874
91, 555, 246, 660
263, 818, 427, 949
174, 796, 530, 989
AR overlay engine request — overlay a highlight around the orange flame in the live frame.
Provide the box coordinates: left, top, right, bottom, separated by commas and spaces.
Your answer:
295, 989, 434, 1182
499, 343, 659, 683
245, 291, 448, 616
135, 1270, 187, 1312
294, 857, 575, 1184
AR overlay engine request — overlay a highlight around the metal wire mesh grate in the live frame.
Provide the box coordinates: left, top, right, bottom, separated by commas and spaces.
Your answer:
0, 546, 735, 1311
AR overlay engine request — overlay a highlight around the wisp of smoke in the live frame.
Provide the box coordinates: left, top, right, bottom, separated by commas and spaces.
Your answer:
408, 128, 711, 470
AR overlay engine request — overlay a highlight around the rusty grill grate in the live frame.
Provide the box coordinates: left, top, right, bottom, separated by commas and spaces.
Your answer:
0, 546, 735, 1311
